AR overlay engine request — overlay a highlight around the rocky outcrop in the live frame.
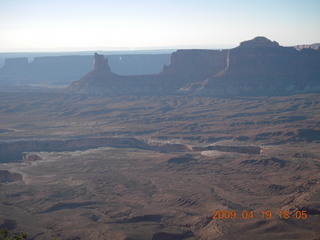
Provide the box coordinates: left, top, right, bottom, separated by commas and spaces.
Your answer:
22, 153, 43, 162
68, 37, 320, 96
68, 53, 118, 93
0, 170, 23, 183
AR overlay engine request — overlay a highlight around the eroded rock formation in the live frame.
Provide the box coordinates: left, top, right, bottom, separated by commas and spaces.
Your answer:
22, 153, 43, 162
68, 37, 320, 96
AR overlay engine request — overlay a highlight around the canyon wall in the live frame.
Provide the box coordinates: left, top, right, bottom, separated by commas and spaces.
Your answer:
0, 137, 152, 163
0, 137, 261, 163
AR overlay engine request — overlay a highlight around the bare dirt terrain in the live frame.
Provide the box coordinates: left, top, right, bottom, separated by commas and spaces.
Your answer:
0, 92, 320, 239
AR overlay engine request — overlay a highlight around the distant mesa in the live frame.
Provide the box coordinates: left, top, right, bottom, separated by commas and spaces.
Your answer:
1, 36, 319, 96
238, 36, 280, 48
3, 57, 29, 69
67, 36, 320, 96
0, 53, 170, 86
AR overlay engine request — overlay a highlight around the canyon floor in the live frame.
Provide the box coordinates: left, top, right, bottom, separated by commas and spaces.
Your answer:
0, 92, 320, 240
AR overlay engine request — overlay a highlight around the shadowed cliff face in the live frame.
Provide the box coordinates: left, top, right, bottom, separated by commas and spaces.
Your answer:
199, 37, 320, 95
67, 37, 320, 96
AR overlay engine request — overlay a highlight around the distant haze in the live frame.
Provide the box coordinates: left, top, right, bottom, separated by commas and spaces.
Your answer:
1, 0, 320, 52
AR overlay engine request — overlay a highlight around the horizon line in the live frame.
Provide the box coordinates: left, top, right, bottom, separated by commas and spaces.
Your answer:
0, 44, 239, 53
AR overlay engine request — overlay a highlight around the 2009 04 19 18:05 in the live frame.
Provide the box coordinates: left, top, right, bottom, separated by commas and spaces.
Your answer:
212, 210, 308, 220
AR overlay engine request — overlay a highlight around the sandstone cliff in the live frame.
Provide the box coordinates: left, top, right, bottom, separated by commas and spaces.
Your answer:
194, 37, 320, 95
68, 37, 320, 96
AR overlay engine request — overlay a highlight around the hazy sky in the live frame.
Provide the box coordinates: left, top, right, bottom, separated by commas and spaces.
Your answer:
1, 0, 320, 52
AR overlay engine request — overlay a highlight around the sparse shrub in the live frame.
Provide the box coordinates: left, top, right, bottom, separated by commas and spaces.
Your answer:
0, 229, 59, 240
0, 229, 27, 240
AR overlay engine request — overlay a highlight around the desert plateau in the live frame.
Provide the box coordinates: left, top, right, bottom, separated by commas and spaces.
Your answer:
0, 37, 320, 240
